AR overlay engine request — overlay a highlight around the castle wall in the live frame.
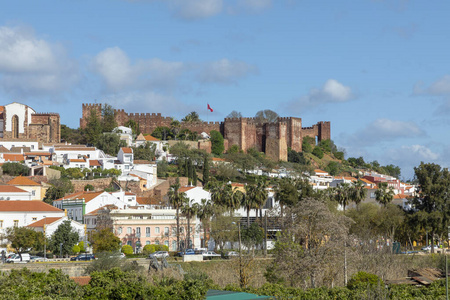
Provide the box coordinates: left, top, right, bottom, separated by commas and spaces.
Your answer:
80, 103, 330, 161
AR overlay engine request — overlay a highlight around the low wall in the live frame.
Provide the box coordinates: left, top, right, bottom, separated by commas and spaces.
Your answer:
183, 255, 203, 262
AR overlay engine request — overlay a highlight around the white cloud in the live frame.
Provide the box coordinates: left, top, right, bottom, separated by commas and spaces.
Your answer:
344, 118, 425, 147
169, 0, 223, 20
427, 75, 450, 95
197, 59, 258, 84
92, 47, 186, 92
286, 79, 354, 112
240, 0, 272, 11
0, 26, 78, 97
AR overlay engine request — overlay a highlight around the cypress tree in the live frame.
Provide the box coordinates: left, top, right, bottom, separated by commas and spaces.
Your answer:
203, 155, 210, 186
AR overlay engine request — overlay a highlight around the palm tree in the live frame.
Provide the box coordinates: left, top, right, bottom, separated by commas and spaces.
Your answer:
168, 179, 184, 251
254, 178, 269, 223
196, 198, 214, 248
375, 182, 395, 207
243, 184, 257, 228
181, 196, 198, 250
351, 180, 367, 207
334, 182, 352, 213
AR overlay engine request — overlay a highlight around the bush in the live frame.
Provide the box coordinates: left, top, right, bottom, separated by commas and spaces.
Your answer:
312, 146, 324, 159
121, 245, 133, 255
347, 271, 383, 290
143, 244, 155, 255
155, 244, 169, 251
72, 245, 80, 254
2, 162, 29, 176
210, 130, 224, 156
84, 184, 95, 191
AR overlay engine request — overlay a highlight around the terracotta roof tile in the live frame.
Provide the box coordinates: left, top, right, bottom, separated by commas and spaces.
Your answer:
0, 185, 28, 193
7, 176, 40, 186
212, 157, 226, 162
24, 152, 51, 156
179, 186, 195, 193
121, 147, 133, 154
0, 146, 10, 153
0, 201, 62, 212
134, 160, 152, 164
144, 135, 160, 141
3, 154, 25, 161
27, 217, 62, 227
89, 160, 101, 167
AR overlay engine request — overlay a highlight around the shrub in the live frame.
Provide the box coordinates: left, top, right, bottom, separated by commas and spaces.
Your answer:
154, 244, 169, 251
210, 130, 224, 156
143, 244, 155, 255
84, 184, 95, 191
121, 245, 133, 255
347, 271, 383, 290
312, 146, 324, 159
72, 245, 80, 254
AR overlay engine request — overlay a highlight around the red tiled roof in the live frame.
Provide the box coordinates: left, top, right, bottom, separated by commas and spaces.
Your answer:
179, 186, 195, 193
212, 157, 226, 162
121, 147, 133, 154
130, 174, 145, 180
125, 192, 135, 196
231, 183, 244, 187
27, 217, 62, 227
89, 160, 101, 167
0, 185, 28, 193
144, 135, 160, 141
70, 159, 85, 163
85, 205, 118, 216
0, 201, 62, 212
57, 191, 104, 203
7, 176, 40, 186
24, 152, 51, 156
3, 154, 25, 161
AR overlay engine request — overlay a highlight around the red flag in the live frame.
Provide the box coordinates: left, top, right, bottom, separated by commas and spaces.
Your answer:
207, 103, 213, 112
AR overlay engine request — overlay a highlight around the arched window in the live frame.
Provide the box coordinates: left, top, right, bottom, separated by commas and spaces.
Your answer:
12, 115, 19, 139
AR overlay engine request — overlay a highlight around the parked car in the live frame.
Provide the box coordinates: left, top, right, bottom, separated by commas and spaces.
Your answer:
6, 253, 30, 263
202, 251, 221, 260
109, 253, 126, 259
421, 245, 441, 251
70, 254, 95, 261
30, 256, 45, 262
148, 251, 169, 259
177, 249, 196, 257
225, 251, 239, 258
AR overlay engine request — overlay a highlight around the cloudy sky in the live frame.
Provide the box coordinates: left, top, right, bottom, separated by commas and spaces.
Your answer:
1, 0, 449, 179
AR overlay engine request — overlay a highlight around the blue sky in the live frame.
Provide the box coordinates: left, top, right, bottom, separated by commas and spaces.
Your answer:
0, 0, 449, 180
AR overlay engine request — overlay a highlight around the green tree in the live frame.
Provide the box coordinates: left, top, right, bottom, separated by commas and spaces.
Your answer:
6, 227, 44, 258
241, 222, 264, 254
133, 142, 156, 161
121, 244, 133, 255
202, 154, 210, 185
375, 182, 395, 207
168, 179, 184, 251
43, 178, 74, 204
90, 228, 121, 253
196, 199, 214, 248
49, 220, 80, 256
326, 161, 341, 176
152, 126, 174, 140
181, 197, 198, 249
333, 183, 352, 213
410, 162, 450, 253
72, 245, 81, 254
302, 136, 315, 153
124, 119, 140, 135
143, 244, 156, 255
84, 107, 103, 145
84, 184, 95, 191
210, 130, 224, 156
2, 162, 29, 176
101, 103, 117, 133
96, 133, 126, 156
312, 146, 324, 159
182, 111, 201, 123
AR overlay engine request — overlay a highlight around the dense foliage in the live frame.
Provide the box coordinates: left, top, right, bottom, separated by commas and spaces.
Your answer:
1, 162, 29, 176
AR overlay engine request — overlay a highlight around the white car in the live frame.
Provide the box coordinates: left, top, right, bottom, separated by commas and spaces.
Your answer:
421, 245, 441, 251
202, 251, 221, 259
149, 251, 169, 259
225, 251, 239, 258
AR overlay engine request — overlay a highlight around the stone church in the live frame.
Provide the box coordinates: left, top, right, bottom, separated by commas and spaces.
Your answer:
0, 102, 60, 144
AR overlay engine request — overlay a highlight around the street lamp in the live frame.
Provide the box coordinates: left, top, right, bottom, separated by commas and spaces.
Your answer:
43, 216, 46, 261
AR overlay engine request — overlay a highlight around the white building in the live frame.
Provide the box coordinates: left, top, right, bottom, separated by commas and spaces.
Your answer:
27, 215, 86, 239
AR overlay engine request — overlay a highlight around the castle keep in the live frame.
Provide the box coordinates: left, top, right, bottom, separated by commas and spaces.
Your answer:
81, 103, 330, 161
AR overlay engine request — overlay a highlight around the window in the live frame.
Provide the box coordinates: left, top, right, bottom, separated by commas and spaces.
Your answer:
146, 241, 150, 245
155, 240, 159, 245
146, 227, 150, 237
155, 227, 160, 234
165, 241, 169, 247
136, 227, 141, 237
118, 227, 123, 234
164, 227, 169, 236
32, 190, 36, 196
172, 241, 177, 251
13, 220, 19, 227
180, 227, 184, 234
172, 228, 177, 237
127, 227, 132, 234
32, 217, 37, 221
125, 165, 129, 170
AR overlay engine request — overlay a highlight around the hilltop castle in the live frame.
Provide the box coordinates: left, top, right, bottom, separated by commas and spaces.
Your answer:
80, 103, 330, 161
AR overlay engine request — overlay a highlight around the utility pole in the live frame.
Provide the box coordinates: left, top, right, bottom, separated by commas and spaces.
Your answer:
264, 212, 267, 258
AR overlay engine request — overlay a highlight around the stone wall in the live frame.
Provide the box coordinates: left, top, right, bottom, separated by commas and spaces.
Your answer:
71, 178, 113, 193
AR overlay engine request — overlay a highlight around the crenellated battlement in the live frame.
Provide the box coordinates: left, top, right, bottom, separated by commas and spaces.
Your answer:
32, 113, 60, 116
80, 103, 330, 161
